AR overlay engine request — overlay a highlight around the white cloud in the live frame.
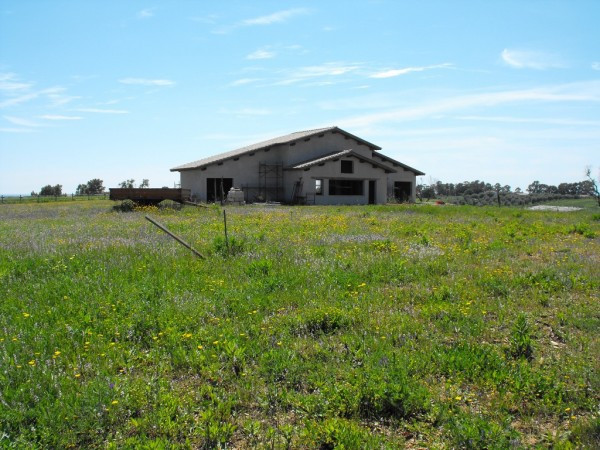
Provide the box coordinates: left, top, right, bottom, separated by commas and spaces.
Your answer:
338, 80, 600, 128
242, 8, 308, 26
276, 62, 362, 85
0, 85, 68, 108
501, 48, 564, 69
592, 62, 600, 71
0, 73, 32, 91
246, 49, 276, 60
370, 63, 452, 79
0, 127, 37, 133
230, 78, 261, 87
39, 115, 82, 121
3, 115, 42, 127
454, 115, 600, 126
76, 108, 129, 114
119, 78, 175, 86
137, 8, 155, 19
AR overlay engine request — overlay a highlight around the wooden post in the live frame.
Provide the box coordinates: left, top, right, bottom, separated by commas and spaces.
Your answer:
220, 176, 225, 205
145, 215, 204, 259
223, 209, 229, 250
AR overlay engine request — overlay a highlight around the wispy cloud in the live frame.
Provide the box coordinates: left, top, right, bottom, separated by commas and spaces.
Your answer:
501, 48, 564, 70
454, 115, 600, 126
338, 80, 600, 128
137, 8, 155, 19
0, 79, 69, 108
38, 114, 82, 121
3, 115, 42, 127
276, 62, 362, 86
370, 63, 453, 79
119, 78, 175, 86
0, 73, 32, 92
246, 49, 276, 60
214, 8, 308, 34
242, 8, 308, 26
230, 78, 262, 87
592, 62, 600, 71
76, 108, 129, 114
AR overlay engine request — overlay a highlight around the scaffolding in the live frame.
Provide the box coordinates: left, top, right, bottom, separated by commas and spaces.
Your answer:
258, 162, 283, 202
241, 162, 284, 203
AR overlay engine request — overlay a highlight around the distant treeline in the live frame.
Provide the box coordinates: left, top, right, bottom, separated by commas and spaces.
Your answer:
418, 179, 595, 198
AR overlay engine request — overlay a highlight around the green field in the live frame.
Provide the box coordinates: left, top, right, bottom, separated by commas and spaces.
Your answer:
1, 201, 598, 448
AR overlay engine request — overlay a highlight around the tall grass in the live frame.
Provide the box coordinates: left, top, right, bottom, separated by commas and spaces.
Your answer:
0, 201, 598, 447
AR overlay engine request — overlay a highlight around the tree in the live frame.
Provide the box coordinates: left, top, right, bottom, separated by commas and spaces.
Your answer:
119, 179, 135, 188
139, 179, 150, 189
76, 179, 104, 195
40, 184, 62, 196
585, 166, 600, 207
86, 178, 104, 194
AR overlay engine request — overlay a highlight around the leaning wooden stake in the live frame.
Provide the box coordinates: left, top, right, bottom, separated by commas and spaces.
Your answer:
145, 215, 204, 259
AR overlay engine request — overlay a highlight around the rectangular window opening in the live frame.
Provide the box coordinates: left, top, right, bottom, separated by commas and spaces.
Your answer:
315, 179, 323, 195
329, 179, 363, 196
341, 160, 354, 174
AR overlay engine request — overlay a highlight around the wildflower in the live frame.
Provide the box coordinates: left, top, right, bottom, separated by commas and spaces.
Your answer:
53, 351, 61, 358
197, 345, 203, 350
276, 341, 282, 346
565, 407, 571, 412
74, 373, 81, 378
182, 333, 192, 339
16, 364, 22, 368
111, 400, 118, 405
454, 396, 462, 401
213, 340, 219, 345
28, 360, 35, 366
22, 312, 30, 318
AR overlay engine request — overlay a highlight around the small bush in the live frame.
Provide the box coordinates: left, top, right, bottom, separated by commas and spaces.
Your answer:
211, 235, 246, 256
448, 414, 519, 449
113, 199, 136, 212
567, 222, 595, 238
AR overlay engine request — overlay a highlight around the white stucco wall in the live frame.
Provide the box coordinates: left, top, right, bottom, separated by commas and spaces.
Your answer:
177, 129, 419, 204
288, 157, 389, 205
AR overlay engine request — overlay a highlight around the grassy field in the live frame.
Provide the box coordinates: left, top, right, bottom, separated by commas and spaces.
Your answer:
0, 201, 598, 448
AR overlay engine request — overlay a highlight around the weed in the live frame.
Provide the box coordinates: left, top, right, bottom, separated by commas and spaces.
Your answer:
509, 314, 534, 361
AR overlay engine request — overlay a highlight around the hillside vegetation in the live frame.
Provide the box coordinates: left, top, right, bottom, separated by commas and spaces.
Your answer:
0, 201, 598, 448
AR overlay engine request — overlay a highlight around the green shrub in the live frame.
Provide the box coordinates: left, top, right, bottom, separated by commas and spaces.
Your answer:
113, 199, 136, 212
211, 235, 246, 256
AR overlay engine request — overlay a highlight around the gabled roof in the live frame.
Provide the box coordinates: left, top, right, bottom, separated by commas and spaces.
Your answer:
170, 126, 382, 171
372, 151, 425, 176
286, 149, 396, 173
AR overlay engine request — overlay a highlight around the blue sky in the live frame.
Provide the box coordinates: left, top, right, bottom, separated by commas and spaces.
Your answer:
1, 0, 599, 194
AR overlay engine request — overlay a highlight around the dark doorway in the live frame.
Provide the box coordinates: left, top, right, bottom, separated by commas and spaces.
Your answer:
394, 181, 411, 202
207, 178, 233, 203
368, 180, 376, 204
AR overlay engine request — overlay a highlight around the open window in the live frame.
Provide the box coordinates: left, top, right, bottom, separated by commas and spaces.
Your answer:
329, 179, 363, 195
315, 179, 323, 195
340, 160, 354, 174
